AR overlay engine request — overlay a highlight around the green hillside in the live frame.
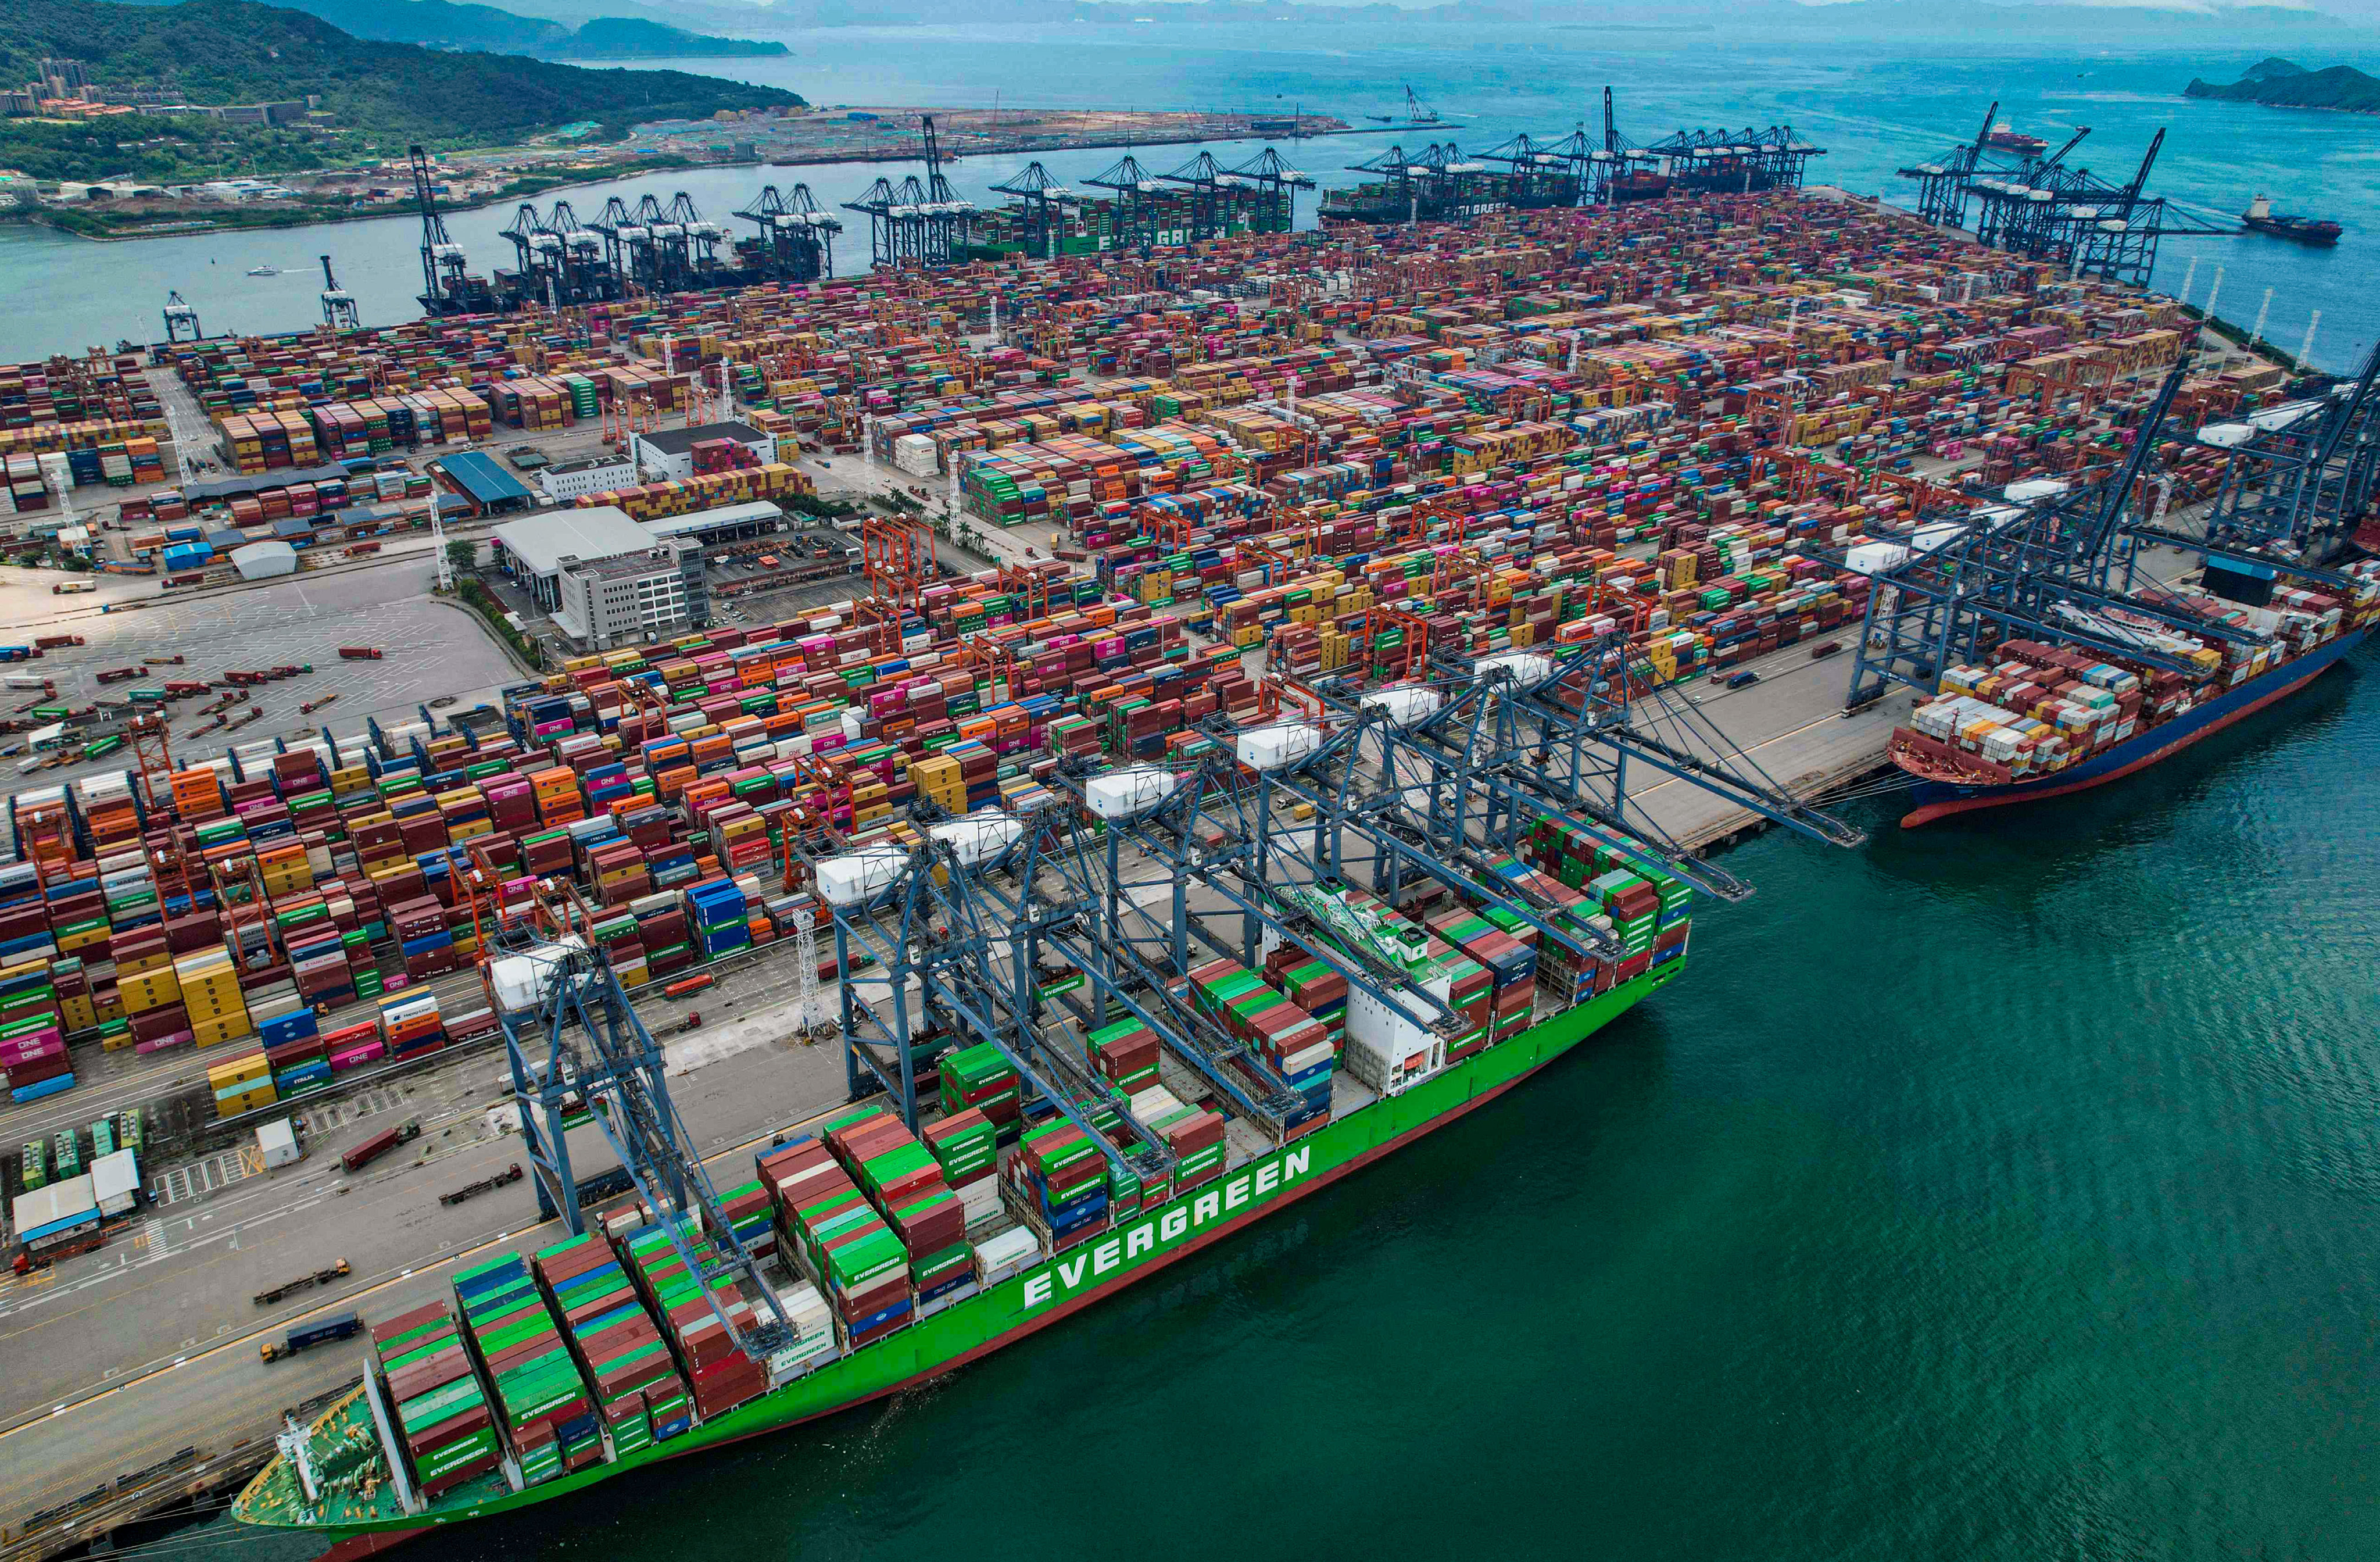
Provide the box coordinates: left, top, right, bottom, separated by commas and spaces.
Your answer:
2184, 58, 2380, 114
0, 0, 803, 176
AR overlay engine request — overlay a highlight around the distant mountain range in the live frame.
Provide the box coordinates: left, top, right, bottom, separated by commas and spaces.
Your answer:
173, 0, 786, 55
2185, 57, 2380, 113
218, 0, 2365, 33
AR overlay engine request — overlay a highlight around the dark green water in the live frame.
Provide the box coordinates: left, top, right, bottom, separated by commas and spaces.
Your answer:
204, 646, 2380, 1562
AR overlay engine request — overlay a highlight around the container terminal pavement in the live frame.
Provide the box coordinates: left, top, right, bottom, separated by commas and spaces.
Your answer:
0, 187, 2291, 1550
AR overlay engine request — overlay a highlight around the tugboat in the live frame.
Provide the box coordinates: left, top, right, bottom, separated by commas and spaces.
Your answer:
2241, 194, 2342, 246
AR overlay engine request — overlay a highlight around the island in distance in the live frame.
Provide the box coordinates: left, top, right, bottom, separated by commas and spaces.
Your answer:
2184, 57, 2380, 115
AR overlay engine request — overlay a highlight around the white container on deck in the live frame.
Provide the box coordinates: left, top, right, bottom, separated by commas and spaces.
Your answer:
1234, 721, 1322, 770
817, 847, 910, 907
1084, 767, 1179, 819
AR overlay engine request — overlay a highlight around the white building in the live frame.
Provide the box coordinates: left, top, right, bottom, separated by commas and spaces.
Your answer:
538, 453, 636, 505
556, 545, 703, 649
494, 506, 709, 644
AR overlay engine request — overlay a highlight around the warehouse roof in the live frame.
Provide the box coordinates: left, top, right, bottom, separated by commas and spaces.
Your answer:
645, 501, 783, 539
436, 451, 535, 509
492, 506, 650, 577
181, 462, 356, 503
636, 420, 769, 457
231, 540, 299, 580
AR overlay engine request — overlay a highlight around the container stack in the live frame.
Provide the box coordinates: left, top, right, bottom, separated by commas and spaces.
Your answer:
619, 1220, 766, 1422
1189, 957, 1336, 1128
761, 1276, 840, 1378
1424, 905, 1538, 1053
757, 1135, 914, 1349
252, 991, 331, 1098
2, 1020, 71, 1103
531, 1231, 692, 1455
715, 1178, 775, 1259
174, 946, 250, 1049
922, 1107, 1002, 1231
451, 1253, 600, 1485
938, 1042, 1021, 1134
378, 991, 445, 1062
372, 1302, 502, 1500
822, 1106, 974, 1309
208, 1050, 275, 1118
1089, 1017, 1163, 1096
1010, 1121, 1110, 1250
684, 877, 749, 960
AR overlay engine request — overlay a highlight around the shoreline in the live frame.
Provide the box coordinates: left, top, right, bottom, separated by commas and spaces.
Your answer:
1, 159, 697, 246
7, 119, 1378, 245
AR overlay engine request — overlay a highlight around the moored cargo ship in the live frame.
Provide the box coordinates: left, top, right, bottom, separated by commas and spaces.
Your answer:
2241, 194, 2342, 246
1888, 559, 2380, 827
234, 814, 1692, 1556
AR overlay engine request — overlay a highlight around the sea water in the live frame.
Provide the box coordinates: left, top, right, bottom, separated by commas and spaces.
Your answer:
0, 27, 2374, 364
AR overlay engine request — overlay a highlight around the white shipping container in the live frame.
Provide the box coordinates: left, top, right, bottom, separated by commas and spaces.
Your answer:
256, 1118, 302, 1170
90, 1148, 139, 1217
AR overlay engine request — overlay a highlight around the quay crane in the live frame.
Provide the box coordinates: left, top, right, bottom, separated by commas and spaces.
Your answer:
410, 145, 493, 317
736, 184, 842, 282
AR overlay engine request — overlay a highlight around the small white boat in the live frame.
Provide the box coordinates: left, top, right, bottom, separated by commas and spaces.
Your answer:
246, 264, 281, 277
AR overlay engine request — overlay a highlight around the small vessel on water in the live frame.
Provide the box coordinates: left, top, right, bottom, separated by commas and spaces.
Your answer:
246, 264, 282, 277
2241, 194, 2341, 246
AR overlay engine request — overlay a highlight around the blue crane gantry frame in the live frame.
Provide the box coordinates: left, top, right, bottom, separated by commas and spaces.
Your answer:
804, 622, 1867, 1180
1828, 345, 2380, 711
494, 932, 796, 1360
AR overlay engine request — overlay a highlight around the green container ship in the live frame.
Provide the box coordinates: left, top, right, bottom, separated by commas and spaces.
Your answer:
236, 950, 1685, 1560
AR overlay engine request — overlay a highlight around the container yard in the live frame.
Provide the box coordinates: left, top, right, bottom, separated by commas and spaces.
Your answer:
0, 173, 2372, 1562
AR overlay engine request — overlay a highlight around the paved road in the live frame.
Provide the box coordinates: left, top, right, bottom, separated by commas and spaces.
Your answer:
0, 989, 852, 1542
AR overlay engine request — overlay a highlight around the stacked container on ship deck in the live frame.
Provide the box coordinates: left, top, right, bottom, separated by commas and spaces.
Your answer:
619, 1218, 766, 1421
451, 1254, 599, 1484
757, 1135, 914, 1347
1010, 1120, 1110, 1249
372, 1302, 501, 1499
824, 1105, 975, 1307
1425, 903, 1537, 1053
1122, 1082, 1226, 1190
1189, 957, 1336, 1131
531, 1231, 690, 1455
922, 1106, 1001, 1231
938, 1042, 1021, 1134
716, 1178, 775, 1260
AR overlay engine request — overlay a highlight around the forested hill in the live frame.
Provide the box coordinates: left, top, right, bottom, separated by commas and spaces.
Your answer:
0, 0, 803, 145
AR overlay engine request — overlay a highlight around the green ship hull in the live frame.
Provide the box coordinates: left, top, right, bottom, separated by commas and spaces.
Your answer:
243, 957, 1683, 1556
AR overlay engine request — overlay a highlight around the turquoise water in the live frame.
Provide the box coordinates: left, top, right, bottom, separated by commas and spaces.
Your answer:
180, 643, 2380, 1562
2, 28, 2377, 365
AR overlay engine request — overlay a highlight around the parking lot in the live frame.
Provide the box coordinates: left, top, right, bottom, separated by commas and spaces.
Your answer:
8, 564, 526, 787
703, 525, 870, 624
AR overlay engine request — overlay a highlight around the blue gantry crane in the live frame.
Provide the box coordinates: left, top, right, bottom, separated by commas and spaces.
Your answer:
488, 921, 796, 1358
801, 621, 1865, 1174
1820, 349, 2379, 712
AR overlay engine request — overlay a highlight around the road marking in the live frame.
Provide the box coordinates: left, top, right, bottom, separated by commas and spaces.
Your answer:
0, 1101, 843, 1442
